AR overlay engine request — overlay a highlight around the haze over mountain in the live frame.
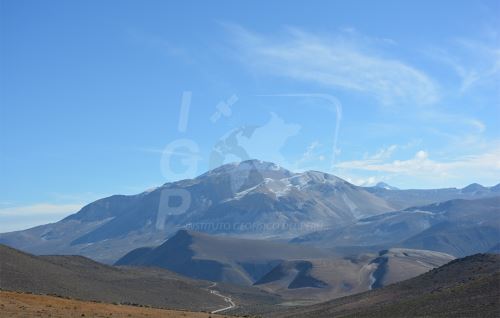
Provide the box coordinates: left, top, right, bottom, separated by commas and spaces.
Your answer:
292, 196, 500, 257
0, 160, 498, 263
364, 182, 500, 210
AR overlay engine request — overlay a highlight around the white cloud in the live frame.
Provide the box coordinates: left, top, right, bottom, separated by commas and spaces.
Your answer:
225, 25, 439, 105
343, 175, 379, 187
336, 148, 500, 181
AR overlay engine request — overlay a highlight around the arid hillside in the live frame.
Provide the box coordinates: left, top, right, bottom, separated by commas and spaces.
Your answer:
0, 291, 229, 318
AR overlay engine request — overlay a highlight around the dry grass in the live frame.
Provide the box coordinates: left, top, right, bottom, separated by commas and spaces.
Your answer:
0, 291, 229, 318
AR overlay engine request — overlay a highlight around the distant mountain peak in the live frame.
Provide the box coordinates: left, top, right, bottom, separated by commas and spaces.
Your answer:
461, 183, 486, 193
199, 159, 291, 178
374, 182, 399, 190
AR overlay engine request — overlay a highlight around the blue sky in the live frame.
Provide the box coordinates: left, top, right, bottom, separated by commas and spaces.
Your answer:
1, 0, 499, 232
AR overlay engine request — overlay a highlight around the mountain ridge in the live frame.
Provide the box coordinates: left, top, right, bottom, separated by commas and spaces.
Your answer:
0, 159, 498, 263
292, 196, 500, 257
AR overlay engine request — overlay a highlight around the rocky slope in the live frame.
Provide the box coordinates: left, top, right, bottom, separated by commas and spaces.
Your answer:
265, 254, 500, 318
0, 244, 279, 312
253, 248, 454, 302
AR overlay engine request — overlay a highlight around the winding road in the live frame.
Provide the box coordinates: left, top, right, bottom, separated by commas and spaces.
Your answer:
207, 282, 236, 314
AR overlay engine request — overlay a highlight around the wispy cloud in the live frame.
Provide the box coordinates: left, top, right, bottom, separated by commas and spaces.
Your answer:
418, 109, 487, 140
296, 141, 323, 166
455, 38, 500, 90
364, 144, 398, 161
225, 25, 439, 105
427, 38, 500, 93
